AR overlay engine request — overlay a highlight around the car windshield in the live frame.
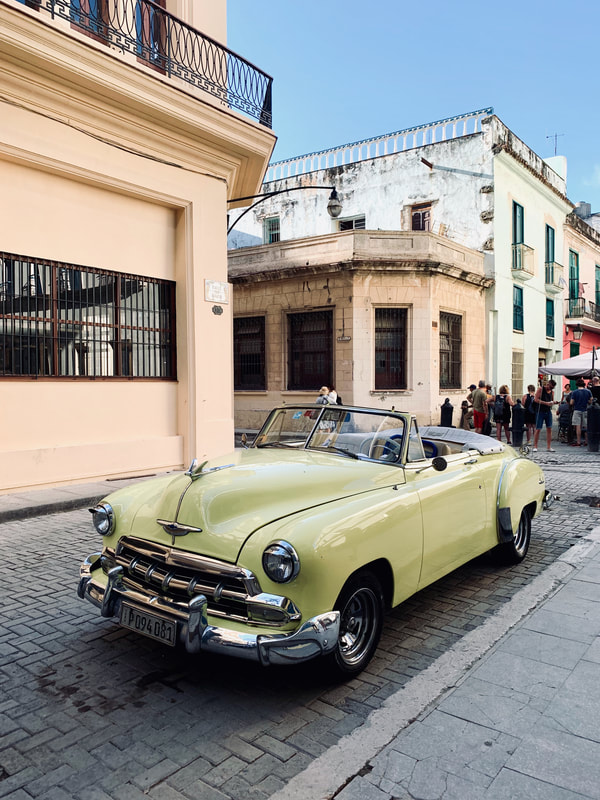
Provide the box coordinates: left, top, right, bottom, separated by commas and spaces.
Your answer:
253, 407, 407, 463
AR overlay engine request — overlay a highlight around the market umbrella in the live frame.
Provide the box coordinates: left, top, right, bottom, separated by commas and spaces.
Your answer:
538, 349, 598, 378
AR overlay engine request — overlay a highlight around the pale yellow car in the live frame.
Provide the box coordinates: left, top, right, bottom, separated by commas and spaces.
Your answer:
79, 404, 550, 678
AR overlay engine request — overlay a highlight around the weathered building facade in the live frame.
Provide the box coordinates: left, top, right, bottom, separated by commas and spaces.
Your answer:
229, 230, 491, 430
228, 109, 572, 424
0, 0, 275, 491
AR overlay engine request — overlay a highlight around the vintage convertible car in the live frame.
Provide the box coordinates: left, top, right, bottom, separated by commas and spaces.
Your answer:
78, 404, 551, 678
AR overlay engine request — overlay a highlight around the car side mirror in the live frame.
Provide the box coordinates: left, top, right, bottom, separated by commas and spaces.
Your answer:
432, 456, 447, 471
241, 433, 248, 449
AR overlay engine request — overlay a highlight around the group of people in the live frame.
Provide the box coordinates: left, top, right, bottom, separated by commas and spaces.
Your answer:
464, 375, 600, 451
556, 375, 600, 447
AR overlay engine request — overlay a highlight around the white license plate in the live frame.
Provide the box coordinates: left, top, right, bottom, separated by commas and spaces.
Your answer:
120, 604, 176, 646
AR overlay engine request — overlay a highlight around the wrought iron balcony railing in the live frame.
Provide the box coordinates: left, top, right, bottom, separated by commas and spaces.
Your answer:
544, 261, 564, 293
18, 0, 272, 128
565, 297, 600, 324
511, 243, 535, 278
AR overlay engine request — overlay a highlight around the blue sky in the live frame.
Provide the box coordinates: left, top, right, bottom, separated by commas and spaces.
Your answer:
227, 0, 600, 212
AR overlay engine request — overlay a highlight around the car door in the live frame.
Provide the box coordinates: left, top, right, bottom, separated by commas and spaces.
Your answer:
407, 454, 497, 589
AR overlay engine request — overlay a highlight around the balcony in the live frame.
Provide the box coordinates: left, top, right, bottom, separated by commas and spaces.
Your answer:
544, 261, 564, 294
12, 0, 272, 128
511, 243, 535, 280
565, 298, 600, 327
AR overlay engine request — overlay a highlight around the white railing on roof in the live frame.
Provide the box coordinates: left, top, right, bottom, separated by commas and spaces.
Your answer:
265, 108, 493, 183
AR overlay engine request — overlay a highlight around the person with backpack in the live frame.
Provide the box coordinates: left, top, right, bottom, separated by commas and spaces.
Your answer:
493, 384, 515, 444
522, 384, 537, 445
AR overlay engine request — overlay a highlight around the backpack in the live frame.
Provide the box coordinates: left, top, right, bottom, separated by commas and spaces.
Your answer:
336, 395, 343, 405
493, 394, 505, 419
524, 393, 533, 412
482, 418, 492, 436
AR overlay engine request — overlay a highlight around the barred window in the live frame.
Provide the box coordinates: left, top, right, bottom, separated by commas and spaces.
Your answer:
263, 217, 280, 244
287, 310, 333, 390
439, 312, 462, 389
234, 316, 266, 390
375, 308, 407, 390
0, 251, 176, 379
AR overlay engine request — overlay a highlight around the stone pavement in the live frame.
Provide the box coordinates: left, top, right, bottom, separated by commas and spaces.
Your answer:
1, 438, 599, 800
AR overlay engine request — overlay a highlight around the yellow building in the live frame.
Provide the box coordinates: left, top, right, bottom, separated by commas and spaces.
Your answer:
0, 0, 275, 492
229, 230, 493, 431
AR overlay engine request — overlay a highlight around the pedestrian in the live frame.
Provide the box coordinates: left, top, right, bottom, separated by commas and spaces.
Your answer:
315, 386, 330, 405
459, 400, 473, 430
327, 385, 340, 404
522, 384, 537, 445
470, 380, 489, 434
492, 384, 515, 444
590, 376, 600, 404
556, 397, 572, 443
569, 378, 592, 447
562, 382, 572, 403
532, 379, 558, 452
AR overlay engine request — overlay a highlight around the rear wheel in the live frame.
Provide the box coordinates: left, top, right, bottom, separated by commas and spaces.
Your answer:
494, 507, 531, 565
325, 570, 384, 679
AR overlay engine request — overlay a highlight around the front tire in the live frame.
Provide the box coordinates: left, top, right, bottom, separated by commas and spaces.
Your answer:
494, 507, 531, 565
325, 570, 384, 679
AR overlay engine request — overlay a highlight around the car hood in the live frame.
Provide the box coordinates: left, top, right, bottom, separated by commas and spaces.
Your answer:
127, 449, 401, 562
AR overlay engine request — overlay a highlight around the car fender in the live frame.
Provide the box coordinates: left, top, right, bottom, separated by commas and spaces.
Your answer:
237, 483, 424, 623
496, 456, 545, 543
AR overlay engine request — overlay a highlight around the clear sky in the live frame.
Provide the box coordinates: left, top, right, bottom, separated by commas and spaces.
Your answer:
227, 0, 600, 212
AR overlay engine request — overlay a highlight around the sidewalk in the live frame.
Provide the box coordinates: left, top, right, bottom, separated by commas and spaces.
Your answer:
272, 527, 600, 800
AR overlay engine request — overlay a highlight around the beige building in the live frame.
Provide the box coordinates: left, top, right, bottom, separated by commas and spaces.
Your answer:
229, 230, 492, 431
0, 0, 275, 492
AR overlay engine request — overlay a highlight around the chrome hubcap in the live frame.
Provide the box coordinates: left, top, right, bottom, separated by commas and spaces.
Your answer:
339, 587, 378, 666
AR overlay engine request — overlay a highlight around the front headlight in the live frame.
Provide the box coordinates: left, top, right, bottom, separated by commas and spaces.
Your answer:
89, 503, 115, 536
262, 541, 300, 583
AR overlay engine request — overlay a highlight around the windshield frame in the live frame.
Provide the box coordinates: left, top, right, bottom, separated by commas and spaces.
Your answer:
252, 405, 412, 465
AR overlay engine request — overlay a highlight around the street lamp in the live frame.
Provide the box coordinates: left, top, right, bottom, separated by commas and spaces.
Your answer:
227, 185, 342, 235
573, 323, 584, 341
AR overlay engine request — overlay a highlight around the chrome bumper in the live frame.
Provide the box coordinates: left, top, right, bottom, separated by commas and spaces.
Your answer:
77, 554, 339, 666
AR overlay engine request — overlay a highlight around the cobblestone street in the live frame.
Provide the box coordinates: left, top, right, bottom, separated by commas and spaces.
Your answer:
1, 450, 599, 800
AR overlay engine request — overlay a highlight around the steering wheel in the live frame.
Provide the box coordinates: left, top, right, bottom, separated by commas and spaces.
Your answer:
367, 436, 402, 462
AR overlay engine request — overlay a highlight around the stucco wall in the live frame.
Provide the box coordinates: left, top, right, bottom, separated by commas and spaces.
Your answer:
0, 1, 274, 491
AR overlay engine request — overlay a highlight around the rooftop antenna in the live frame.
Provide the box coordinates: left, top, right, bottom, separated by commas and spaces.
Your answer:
546, 133, 565, 156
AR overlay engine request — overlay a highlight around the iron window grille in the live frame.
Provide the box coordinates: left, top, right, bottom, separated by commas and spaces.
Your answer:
439, 312, 462, 389
513, 285, 524, 332
287, 310, 333, 391
234, 316, 266, 390
0, 251, 176, 379
374, 308, 407, 390
263, 217, 280, 244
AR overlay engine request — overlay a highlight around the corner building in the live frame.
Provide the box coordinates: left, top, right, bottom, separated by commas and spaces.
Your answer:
0, 0, 275, 491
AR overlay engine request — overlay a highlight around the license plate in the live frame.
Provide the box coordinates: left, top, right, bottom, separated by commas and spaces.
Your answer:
120, 604, 176, 646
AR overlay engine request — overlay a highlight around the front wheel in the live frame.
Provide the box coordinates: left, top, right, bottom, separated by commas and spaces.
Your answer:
493, 507, 531, 565
324, 570, 384, 679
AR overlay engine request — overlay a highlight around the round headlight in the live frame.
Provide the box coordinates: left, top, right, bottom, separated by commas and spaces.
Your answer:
262, 541, 300, 583
89, 503, 115, 536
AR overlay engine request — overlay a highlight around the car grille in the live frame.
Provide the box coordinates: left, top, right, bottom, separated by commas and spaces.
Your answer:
110, 536, 260, 623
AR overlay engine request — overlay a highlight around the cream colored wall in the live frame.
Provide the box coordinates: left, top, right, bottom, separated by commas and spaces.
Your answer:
0, 1, 274, 491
